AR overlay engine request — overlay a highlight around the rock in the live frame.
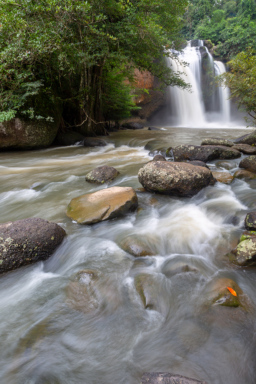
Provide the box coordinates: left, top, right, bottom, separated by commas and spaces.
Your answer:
233, 131, 256, 145
173, 145, 241, 163
166, 147, 173, 157
239, 155, 256, 173
239, 230, 256, 243
204, 277, 246, 308
0, 218, 66, 274
0, 117, 61, 150
216, 160, 237, 170
245, 212, 256, 231
211, 171, 233, 184
83, 137, 107, 147
148, 127, 161, 131
233, 169, 256, 181
201, 138, 234, 147
138, 161, 215, 197
152, 155, 166, 161
85, 166, 119, 184
121, 122, 144, 130
233, 144, 256, 155
66, 186, 138, 225
55, 131, 84, 146
188, 160, 209, 169
161, 259, 198, 278
119, 236, 155, 257
140, 373, 208, 384
204, 40, 213, 50
229, 237, 256, 266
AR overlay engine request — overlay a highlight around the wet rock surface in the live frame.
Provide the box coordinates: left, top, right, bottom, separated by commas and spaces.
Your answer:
233, 144, 256, 155
239, 155, 256, 173
161, 259, 198, 278
85, 166, 119, 184
229, 236, 256, 266
140, 372, 208, 384
204, 277, 246, 308
233, 169, 256, 181
201, 138, 233, 147
188, 160, 209, 168
83, 137, 107, 147
173, 145, 241, 163
245, 212, 256, 231
138, 161, 215, 197
66, 186, 138, 224
55, 131, 84, 146
0, 218, 66, 274
152, 155, 166, 161
212, 171, 233, 184
148, 127, 161, 131
216, 160, 236, 170
234, 131, 256, 145
119, 236, 155, 257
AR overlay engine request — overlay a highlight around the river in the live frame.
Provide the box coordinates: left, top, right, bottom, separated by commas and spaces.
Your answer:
0, 127, 256, 384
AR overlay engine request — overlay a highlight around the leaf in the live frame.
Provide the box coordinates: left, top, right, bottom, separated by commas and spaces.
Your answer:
227, 287, 237, 297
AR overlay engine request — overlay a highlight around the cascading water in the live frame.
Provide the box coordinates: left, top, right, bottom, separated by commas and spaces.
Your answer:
167, 40, 231, 127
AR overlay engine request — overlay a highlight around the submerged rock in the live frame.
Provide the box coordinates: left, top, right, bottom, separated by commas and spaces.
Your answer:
234, 131, 256, 145
239, 155, 256, 173
229, 237, 256, 266
233, 169, 256, 181
140, 373, 208, 384
119, 235, 155, 257
245, 212, 256, 231
173, 145, 241, 163
85, 166, 119, 184
161, 259, 198, 278
66, 186, 138, 224
152, 155, 166, 161
148, 126, 161, 131
201, 138, 234, 147
216, 160, 236, 170
0, 218, 66, 274
138, 161, 215, 197
233, 144, 256, 155
83, 137, 107, 147
212, 171, 233, 184
55, 131, 84, 146
204, 277, 247, 308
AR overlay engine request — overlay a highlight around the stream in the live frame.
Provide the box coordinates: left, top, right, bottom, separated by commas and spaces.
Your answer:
0, 127, 256, 384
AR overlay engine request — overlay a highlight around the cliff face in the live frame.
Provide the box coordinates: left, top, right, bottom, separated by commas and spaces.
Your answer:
133, 69, 165, 120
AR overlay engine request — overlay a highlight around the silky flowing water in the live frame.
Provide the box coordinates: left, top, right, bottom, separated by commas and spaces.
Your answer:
1, 127, 256, 384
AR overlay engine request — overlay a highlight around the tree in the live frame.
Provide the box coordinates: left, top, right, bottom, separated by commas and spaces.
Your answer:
220, 49, 256, 125
0, 0, 188, 135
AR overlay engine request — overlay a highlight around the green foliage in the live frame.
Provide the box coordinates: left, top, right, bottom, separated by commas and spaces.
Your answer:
183, 0, 256, 60
220, 48, 256, 125
0, 0, 188, 133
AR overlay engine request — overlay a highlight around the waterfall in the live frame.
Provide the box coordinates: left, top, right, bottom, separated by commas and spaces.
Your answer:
214, 61, 231, 123
167, 41, 231, 127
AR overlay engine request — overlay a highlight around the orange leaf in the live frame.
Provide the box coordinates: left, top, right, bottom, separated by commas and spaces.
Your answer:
227, 287, 237, 297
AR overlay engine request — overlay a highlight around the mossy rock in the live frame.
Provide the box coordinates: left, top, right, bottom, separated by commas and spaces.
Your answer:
201, 138, 234, 147
228, 236, 256, 266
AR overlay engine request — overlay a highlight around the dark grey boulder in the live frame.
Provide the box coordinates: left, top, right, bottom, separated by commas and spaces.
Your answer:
239, 155, 256, 173
188, 160, 209, 169
233, 131, 256, 145
173, 145, 241, 163
55, 131, 84, 146
85, 166, 119, 184
84, 138, 107, 147
245, 212, 256, 231
148, 127, 161, 131
233, 144, 256, 155
0, 218, 66, 274
122, 122, 144, 130
138, 161, 215, 197
201, 138, 234, 147
141, 372, 208, 384
152, 155, 166, 161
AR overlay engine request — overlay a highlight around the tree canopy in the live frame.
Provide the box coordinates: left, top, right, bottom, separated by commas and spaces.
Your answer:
0, 0, 188, 134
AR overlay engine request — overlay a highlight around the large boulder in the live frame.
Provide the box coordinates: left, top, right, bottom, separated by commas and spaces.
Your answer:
85, 166, 119, 184
245, 212, 256, 231
0, 117, 60, 150
66, 187, 138, 225
173, 145, 241, 163
83, 137, 107, 147
233, 144, 256, 155
141, 373, 208, 384
0, 218, 66, 274
201, 138, 234, 147
138, 161, 215, 197
55, 131, 84, 146
228, 237, 256, 267
233, 131, 256, 145
239, 155, 256, 173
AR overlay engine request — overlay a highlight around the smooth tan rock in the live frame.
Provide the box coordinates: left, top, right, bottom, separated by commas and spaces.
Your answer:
233, 169, 256, 181
119, 235, 155, 257
66, 186, 138, 224
212, 171, 233, 184
233, 143, 256, 155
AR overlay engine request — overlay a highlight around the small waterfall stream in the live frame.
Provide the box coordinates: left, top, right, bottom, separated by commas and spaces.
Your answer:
167, 41, 231, 127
